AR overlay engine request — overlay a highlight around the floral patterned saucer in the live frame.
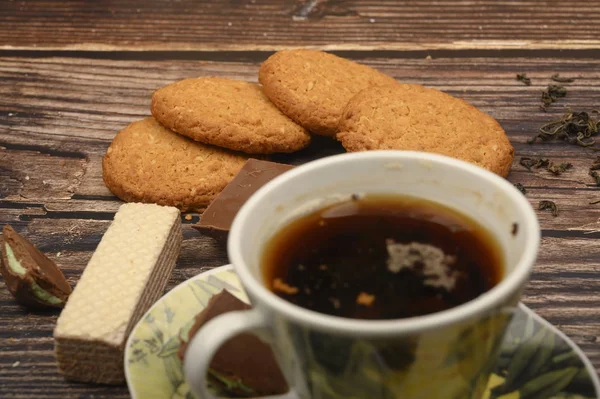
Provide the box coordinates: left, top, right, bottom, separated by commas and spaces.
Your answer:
125, 265, 600, 399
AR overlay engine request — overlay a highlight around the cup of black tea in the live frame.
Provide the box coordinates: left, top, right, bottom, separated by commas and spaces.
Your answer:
185, 151, 540, 399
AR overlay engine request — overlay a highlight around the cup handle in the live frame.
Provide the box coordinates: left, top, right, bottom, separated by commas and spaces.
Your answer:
183, 307, 299, 399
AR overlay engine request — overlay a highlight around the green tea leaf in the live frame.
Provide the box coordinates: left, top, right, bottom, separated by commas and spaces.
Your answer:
495, 355, 512, 371
523, 314, 536, 340
208, 368, 256, 396
308, 331, 353, 375
502, 328, 547, 390
500, 336, 522, 358
178, 316, 198, 345
164, 305, 176, 323
158, 335, 182, 358
145, 317, 165, 346
522, 329, 555, 381
567, 367, 597, 397
164, 355, 185, 391
443, 327, 473, 367
308, 340, 396, 399
552, 350, 580, 367
571, 367, 591, 385
519, 367, 578, 399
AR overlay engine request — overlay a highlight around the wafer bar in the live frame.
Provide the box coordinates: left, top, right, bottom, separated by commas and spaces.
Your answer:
53, 203, 182, 384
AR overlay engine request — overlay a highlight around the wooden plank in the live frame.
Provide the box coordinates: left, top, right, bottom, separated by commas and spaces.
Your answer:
4, 184, 600, 234
2, 55, 600, 195
1, 53, 600, 397
1, 55, 599, 149
1, 1, 600, 51
0, 231, 598, 398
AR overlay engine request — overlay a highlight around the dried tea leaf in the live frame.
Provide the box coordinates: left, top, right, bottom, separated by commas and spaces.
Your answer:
514, 183, 527, 194
547, 162, 573, 175
520, 157, 550, 170
516, 73, 532, 85
540, 85, 567, 111
538, 200, 559, 217
519, 158, 571, 175
551, 73, 575, 83
589, 171, 600, 186
589, 156, 600, 171
587, 157, 600, 187
529, 110, 600, 149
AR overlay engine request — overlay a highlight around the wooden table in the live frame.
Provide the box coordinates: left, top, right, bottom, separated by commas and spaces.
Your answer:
1, 1, 599, 397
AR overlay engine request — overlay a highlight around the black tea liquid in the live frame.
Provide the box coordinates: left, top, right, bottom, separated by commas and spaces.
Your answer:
262, 195, 503, 320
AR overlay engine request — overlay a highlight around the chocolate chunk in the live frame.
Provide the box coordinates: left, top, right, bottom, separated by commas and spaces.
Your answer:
193, 159, 294, 243
0, 225, 72, 309
179, 289, 288, 397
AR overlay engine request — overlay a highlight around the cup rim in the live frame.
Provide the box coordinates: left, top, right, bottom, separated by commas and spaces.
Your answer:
228, 151, 540, 336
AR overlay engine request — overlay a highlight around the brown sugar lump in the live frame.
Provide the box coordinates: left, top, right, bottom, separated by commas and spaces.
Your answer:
102, 117, 248, 212
53, 203, 182, 384
151, 77, 311, 154
258, 49, 398, 136
337, 84, 515, 177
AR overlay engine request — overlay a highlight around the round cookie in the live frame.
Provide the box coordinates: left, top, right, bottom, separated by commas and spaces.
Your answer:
258, 49, 398, 136
103, 117, 248, 212
337, 84, 514, 177
151, 77, 310, 154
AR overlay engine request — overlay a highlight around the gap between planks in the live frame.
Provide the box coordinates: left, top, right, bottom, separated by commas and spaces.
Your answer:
1, 48, 600, 62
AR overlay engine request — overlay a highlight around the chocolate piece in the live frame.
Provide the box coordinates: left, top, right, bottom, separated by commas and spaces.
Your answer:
179, 289, 288, 397
0, 225, 72, 309
193, 159, 294, 242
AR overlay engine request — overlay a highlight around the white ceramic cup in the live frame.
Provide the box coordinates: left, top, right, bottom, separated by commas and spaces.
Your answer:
184, 151, 540, 399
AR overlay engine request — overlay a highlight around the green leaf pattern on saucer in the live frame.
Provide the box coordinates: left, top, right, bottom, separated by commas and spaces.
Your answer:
125, 266, 599, 399
126, 267, 247, 399
485, 306, 599, 399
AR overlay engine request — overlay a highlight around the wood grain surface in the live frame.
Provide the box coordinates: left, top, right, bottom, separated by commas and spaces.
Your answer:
1, 53, 599, 398
1, 1, 600, 398
1, 0, 600, 51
